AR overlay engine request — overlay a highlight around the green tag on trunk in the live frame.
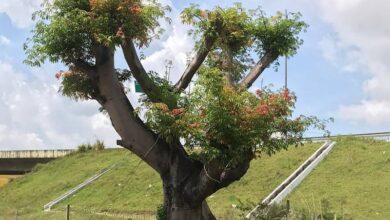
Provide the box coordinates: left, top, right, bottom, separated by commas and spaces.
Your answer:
135, 81, 143, 93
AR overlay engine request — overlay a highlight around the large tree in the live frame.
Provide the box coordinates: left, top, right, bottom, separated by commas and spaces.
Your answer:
25, 1, 321, 219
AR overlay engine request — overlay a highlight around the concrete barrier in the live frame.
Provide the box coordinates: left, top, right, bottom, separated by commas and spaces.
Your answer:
0, 158, 54, 174
246, 141, 336, 218
0, 150, 74, 159
0, 150, 74, 174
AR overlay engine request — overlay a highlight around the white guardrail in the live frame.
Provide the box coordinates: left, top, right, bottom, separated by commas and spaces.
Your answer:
43, 163, 117, 211
246, 141, 336, 219
306, 131, 390, 142
245, 132, 390, 218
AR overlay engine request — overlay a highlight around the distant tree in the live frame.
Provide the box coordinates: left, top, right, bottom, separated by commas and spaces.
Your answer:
25, 1, 324, 219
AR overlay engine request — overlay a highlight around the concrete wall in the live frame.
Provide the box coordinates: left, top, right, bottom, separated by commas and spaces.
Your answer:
0, 149, 74, 174
0, 158, 54, 174
0, 150, 74, 159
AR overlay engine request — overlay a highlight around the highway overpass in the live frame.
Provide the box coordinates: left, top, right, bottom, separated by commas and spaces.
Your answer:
0, 150, 74, 174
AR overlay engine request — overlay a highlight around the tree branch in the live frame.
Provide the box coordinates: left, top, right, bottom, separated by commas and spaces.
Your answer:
93, 46, 176, 174
240, 51, 278, 88
72, 59, 98, 82
222, 46, 235, 86
121, 38, 163, 103
174, 35, 216, 91
186, 151, 254, 203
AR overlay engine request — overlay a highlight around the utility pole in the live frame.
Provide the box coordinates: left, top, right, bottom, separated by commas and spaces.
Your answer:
284, 10, 289, 144
165, 60, 173, 82
285, 9, 288, 90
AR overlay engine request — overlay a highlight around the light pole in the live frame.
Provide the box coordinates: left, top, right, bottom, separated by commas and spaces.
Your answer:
284, 9, 288, 90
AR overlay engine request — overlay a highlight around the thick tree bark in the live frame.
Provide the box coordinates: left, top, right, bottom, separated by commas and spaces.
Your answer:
163, 182, 216, 220
92, 46, 253, 220
121, 39, 164, 103
174, 34, 216, 91
159, 150, 253, 220
240, 51, 278, 88
94, 46, 173, 173
169, 201, 216, 220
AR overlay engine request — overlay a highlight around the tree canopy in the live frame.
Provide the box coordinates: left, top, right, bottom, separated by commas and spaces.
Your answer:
24, 1, 327, 219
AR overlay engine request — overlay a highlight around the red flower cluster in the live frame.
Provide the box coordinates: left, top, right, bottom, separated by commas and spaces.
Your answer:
171, 108, 184, 116
55, 70, 73, 79
116, 27, 124, 38
189, 122, 200, 128
255, 104, 269, 115
130, 4, 141, 14
281, 89, 291, 102
255, 89, 262, 97
244, 106, 253, 114
89, 0, 97, 7
200, 10, 208, 18
271, 94, 279, 102
55, 71, 63, 79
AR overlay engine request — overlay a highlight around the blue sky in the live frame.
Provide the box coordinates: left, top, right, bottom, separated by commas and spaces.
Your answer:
1, 0, 389, 149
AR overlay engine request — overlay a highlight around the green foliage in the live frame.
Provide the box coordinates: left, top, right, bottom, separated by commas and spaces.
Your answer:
140, 71, 179, 109
241, 201, 349, 220
181, 4, 307, 81
247, 203, 289, 220
24, 0, 170, 67
156, 204, 167, 220
77, 140, 106, 152
25, 1, 320, 178
145, 67, 328, 166
77, 143, 92, 152
25, 1, 308, 104
93, 140, 106, 151
57, 67, 131, 101
24, 0, 170, 102
59, 69, 98, 100
252, 11, 308, 57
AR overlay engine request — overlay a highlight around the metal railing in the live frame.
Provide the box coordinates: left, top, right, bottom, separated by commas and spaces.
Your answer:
246, 141, 337, 219
305, 131, 390, 142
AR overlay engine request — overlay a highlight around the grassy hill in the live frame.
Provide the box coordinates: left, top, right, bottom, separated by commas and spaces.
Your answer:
0, 143, 321, 219
287, 137, 390, 220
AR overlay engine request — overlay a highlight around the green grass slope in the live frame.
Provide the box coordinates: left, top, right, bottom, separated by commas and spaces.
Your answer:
287, 137, 390, 219
0, 149, 129, 219
0, 143, 321, 219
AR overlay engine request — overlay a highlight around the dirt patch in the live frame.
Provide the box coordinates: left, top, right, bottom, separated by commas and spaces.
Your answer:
0, 175, 22, 188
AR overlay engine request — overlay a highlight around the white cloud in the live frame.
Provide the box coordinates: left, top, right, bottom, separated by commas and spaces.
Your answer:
0, 35, 10, 46
0, 61, 118, 150
0, 0, 42, 28
338, 100, 390, 125
0, 0, 194, 150
318, 36, 361, 73
142, 22, 193, 83
318, 0, 390, 125
140, 1, 193, 84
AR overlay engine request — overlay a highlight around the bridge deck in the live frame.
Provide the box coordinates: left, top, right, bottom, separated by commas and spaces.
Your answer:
0, 150, 74, 159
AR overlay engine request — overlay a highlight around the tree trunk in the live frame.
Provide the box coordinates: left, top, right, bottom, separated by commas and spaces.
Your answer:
163, 183, 216, 220
93, 46, 253, 220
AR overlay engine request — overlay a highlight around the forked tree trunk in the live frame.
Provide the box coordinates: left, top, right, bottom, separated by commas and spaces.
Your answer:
163, 183, 216, 220
94, 46, 250, 220
160, 149, 218, 220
